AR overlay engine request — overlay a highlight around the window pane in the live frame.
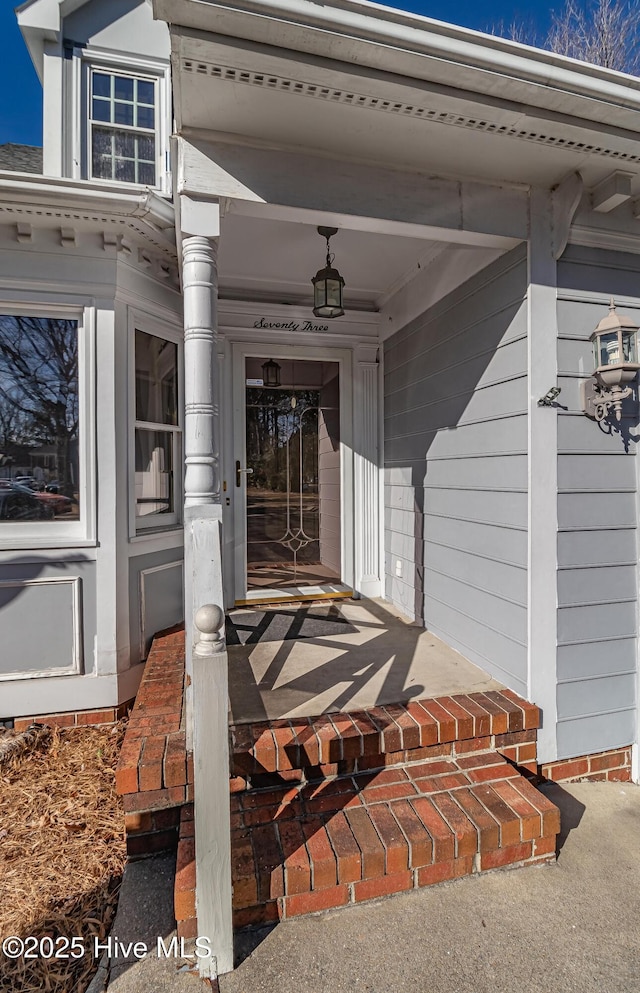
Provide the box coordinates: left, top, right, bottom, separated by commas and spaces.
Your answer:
114, 101, 134, 127
0, 317, 80, 522
135, 429, 173, 517
136, 105, 155, 130
92, 127, 113, 178
135, 330, 178, 425
137, 80, 155, 105
114, 131, 135, 158
114, 76, 134, 101
93, 72, 111, 98
115, 158, 136, 183
138, 134, 155, 161
138, 161, 156, 186
92, 98, 111, 122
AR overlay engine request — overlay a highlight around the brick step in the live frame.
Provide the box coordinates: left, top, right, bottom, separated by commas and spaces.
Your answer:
225, 749, 560, 928
230, 690, 540, 786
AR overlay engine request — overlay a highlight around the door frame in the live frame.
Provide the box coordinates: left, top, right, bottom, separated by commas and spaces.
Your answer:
230, 341, 354, 604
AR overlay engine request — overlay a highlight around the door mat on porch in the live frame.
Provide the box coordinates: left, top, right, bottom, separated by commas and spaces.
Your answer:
226, 602, 356, 646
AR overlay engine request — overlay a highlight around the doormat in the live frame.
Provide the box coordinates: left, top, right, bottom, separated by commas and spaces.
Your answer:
225, 602, 356, 646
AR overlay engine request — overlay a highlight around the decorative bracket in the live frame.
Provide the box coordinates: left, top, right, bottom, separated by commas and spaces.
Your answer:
581, 378, 633, 421
551, 172, 584, 260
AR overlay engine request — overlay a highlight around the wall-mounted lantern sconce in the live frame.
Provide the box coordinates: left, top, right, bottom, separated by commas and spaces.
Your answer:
581, 299, 640, 421
262, 358, 281, 388
312, 226, 345, 319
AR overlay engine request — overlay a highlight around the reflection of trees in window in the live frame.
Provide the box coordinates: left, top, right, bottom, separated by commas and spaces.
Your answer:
0, 316, 79, 512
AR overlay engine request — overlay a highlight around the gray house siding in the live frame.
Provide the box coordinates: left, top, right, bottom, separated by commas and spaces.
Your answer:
556, 244, 638, 758
384, 244, 528, 694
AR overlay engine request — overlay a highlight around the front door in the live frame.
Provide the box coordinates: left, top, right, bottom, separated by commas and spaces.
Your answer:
234, 354, 346, 603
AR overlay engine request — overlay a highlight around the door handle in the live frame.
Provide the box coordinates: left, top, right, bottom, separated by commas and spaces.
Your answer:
236, 460, 254, 487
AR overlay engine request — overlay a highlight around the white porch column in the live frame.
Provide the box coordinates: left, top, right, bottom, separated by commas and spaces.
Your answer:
527, 188, 560, 763
354, 344, 382, 597
180, 197, 224, 742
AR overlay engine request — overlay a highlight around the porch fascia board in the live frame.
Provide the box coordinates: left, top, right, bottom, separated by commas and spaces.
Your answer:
175, 136, 528, 246
155, 0, 640, 134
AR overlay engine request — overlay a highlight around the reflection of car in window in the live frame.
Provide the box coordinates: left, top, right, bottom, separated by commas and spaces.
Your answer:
0, 487, 54, 520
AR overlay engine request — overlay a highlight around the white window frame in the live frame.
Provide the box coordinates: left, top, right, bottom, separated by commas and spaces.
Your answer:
128, 310, 184, 536
0, 301, 96, 549
72, 47, 171, 194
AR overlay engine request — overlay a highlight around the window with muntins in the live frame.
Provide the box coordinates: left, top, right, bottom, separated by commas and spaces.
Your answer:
134, 329, 181, 528
90, 70, 156, 185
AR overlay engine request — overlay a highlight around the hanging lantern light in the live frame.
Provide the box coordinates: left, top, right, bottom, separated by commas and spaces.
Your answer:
312, 226, 345, 319
262, 358, 281, 388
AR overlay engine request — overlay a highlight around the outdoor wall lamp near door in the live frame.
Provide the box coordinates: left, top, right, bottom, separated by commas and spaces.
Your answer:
581, 299, 640, 421
312, 226, 345, 318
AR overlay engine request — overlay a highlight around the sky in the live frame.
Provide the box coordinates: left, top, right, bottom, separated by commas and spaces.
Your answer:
0, 0, 554, 148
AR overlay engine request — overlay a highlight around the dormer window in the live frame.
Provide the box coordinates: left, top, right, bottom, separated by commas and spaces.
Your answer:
90, 69, 157, 185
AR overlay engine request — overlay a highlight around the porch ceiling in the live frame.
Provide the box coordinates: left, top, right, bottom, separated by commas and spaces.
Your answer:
217, 211, 457, 310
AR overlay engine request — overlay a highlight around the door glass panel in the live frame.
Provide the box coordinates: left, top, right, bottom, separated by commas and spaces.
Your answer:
245, 359, 340, 590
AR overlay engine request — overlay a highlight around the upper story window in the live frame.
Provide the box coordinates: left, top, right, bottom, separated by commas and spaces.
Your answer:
90, 70, 157, 185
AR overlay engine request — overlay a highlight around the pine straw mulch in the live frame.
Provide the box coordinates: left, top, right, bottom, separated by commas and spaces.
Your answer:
0, 721, 128, 993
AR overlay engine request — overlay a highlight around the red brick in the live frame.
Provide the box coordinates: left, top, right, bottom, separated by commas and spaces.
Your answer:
348, 712, 384, 756
231, 833, 258, 909
494, 729, 537, 747
516, 743, 537, 763
467, 693, 509, 734
470, 785, 522, 847
76, 708, 117, 726
607, 768, 631, 782
436, 697, 475, 741
270, 723, 298, 772
251, 724, 278, 773
417, 700, 457, 743
413, 773, 470, 794
346, 807, 386, 878
233, 902, 280, 929
403, 702, 439, 747
368, 804, 410, 873
123, 785, 186, 813
367, 707, 403, 753
481, 841, 532, 870
241, 786, 299, 810
138, 735, 167, 792
116, 737, 143, 794
353, 870, 413, 902
127, 830, 178, 858
411, 796, 455, 862
406, 759, 458, 780
589, 751, 627, 773
485, 691, 524, 732
325, 811, 362, 883
417, 856, 472, 886
541, 757, 589, 782
314, 715, 343, 764
300, 818, 337, 890
497, 689, 540, 730
329, 714, 364, 760
453, 696, 492, 738
282, 884, 350, 918
287, 719, 317, 766
431, 793, 478, 858
359, 781, 418, 804
510, 778, 561, 837
390, 799, 433, 868
490, 779, 541, 841
125, 811, 153, 834
278, 820, 311, 896
252, 823, 285, 901
533, 835, 557, 857
453, 789, 500, 852
356, 767, 410, 788
177, 917, 199, 940
230, 777, 247, 793
164, 732, 187, 788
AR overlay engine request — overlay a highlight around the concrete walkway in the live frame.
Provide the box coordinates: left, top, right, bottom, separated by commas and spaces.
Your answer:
220, 781, 640, 993
101, 781, 640, 993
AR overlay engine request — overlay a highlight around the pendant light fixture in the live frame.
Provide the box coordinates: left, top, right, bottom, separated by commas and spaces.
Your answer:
312, 226, 345, 319
261, 358, 281, 388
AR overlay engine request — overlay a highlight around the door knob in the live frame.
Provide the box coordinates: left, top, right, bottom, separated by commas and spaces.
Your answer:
236, 460, 254, 487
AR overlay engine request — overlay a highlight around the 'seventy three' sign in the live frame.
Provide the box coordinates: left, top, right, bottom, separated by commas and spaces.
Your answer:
253, 317, 329, 332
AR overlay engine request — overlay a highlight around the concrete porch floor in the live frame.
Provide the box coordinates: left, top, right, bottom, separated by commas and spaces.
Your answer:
227, 598, 503, 725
